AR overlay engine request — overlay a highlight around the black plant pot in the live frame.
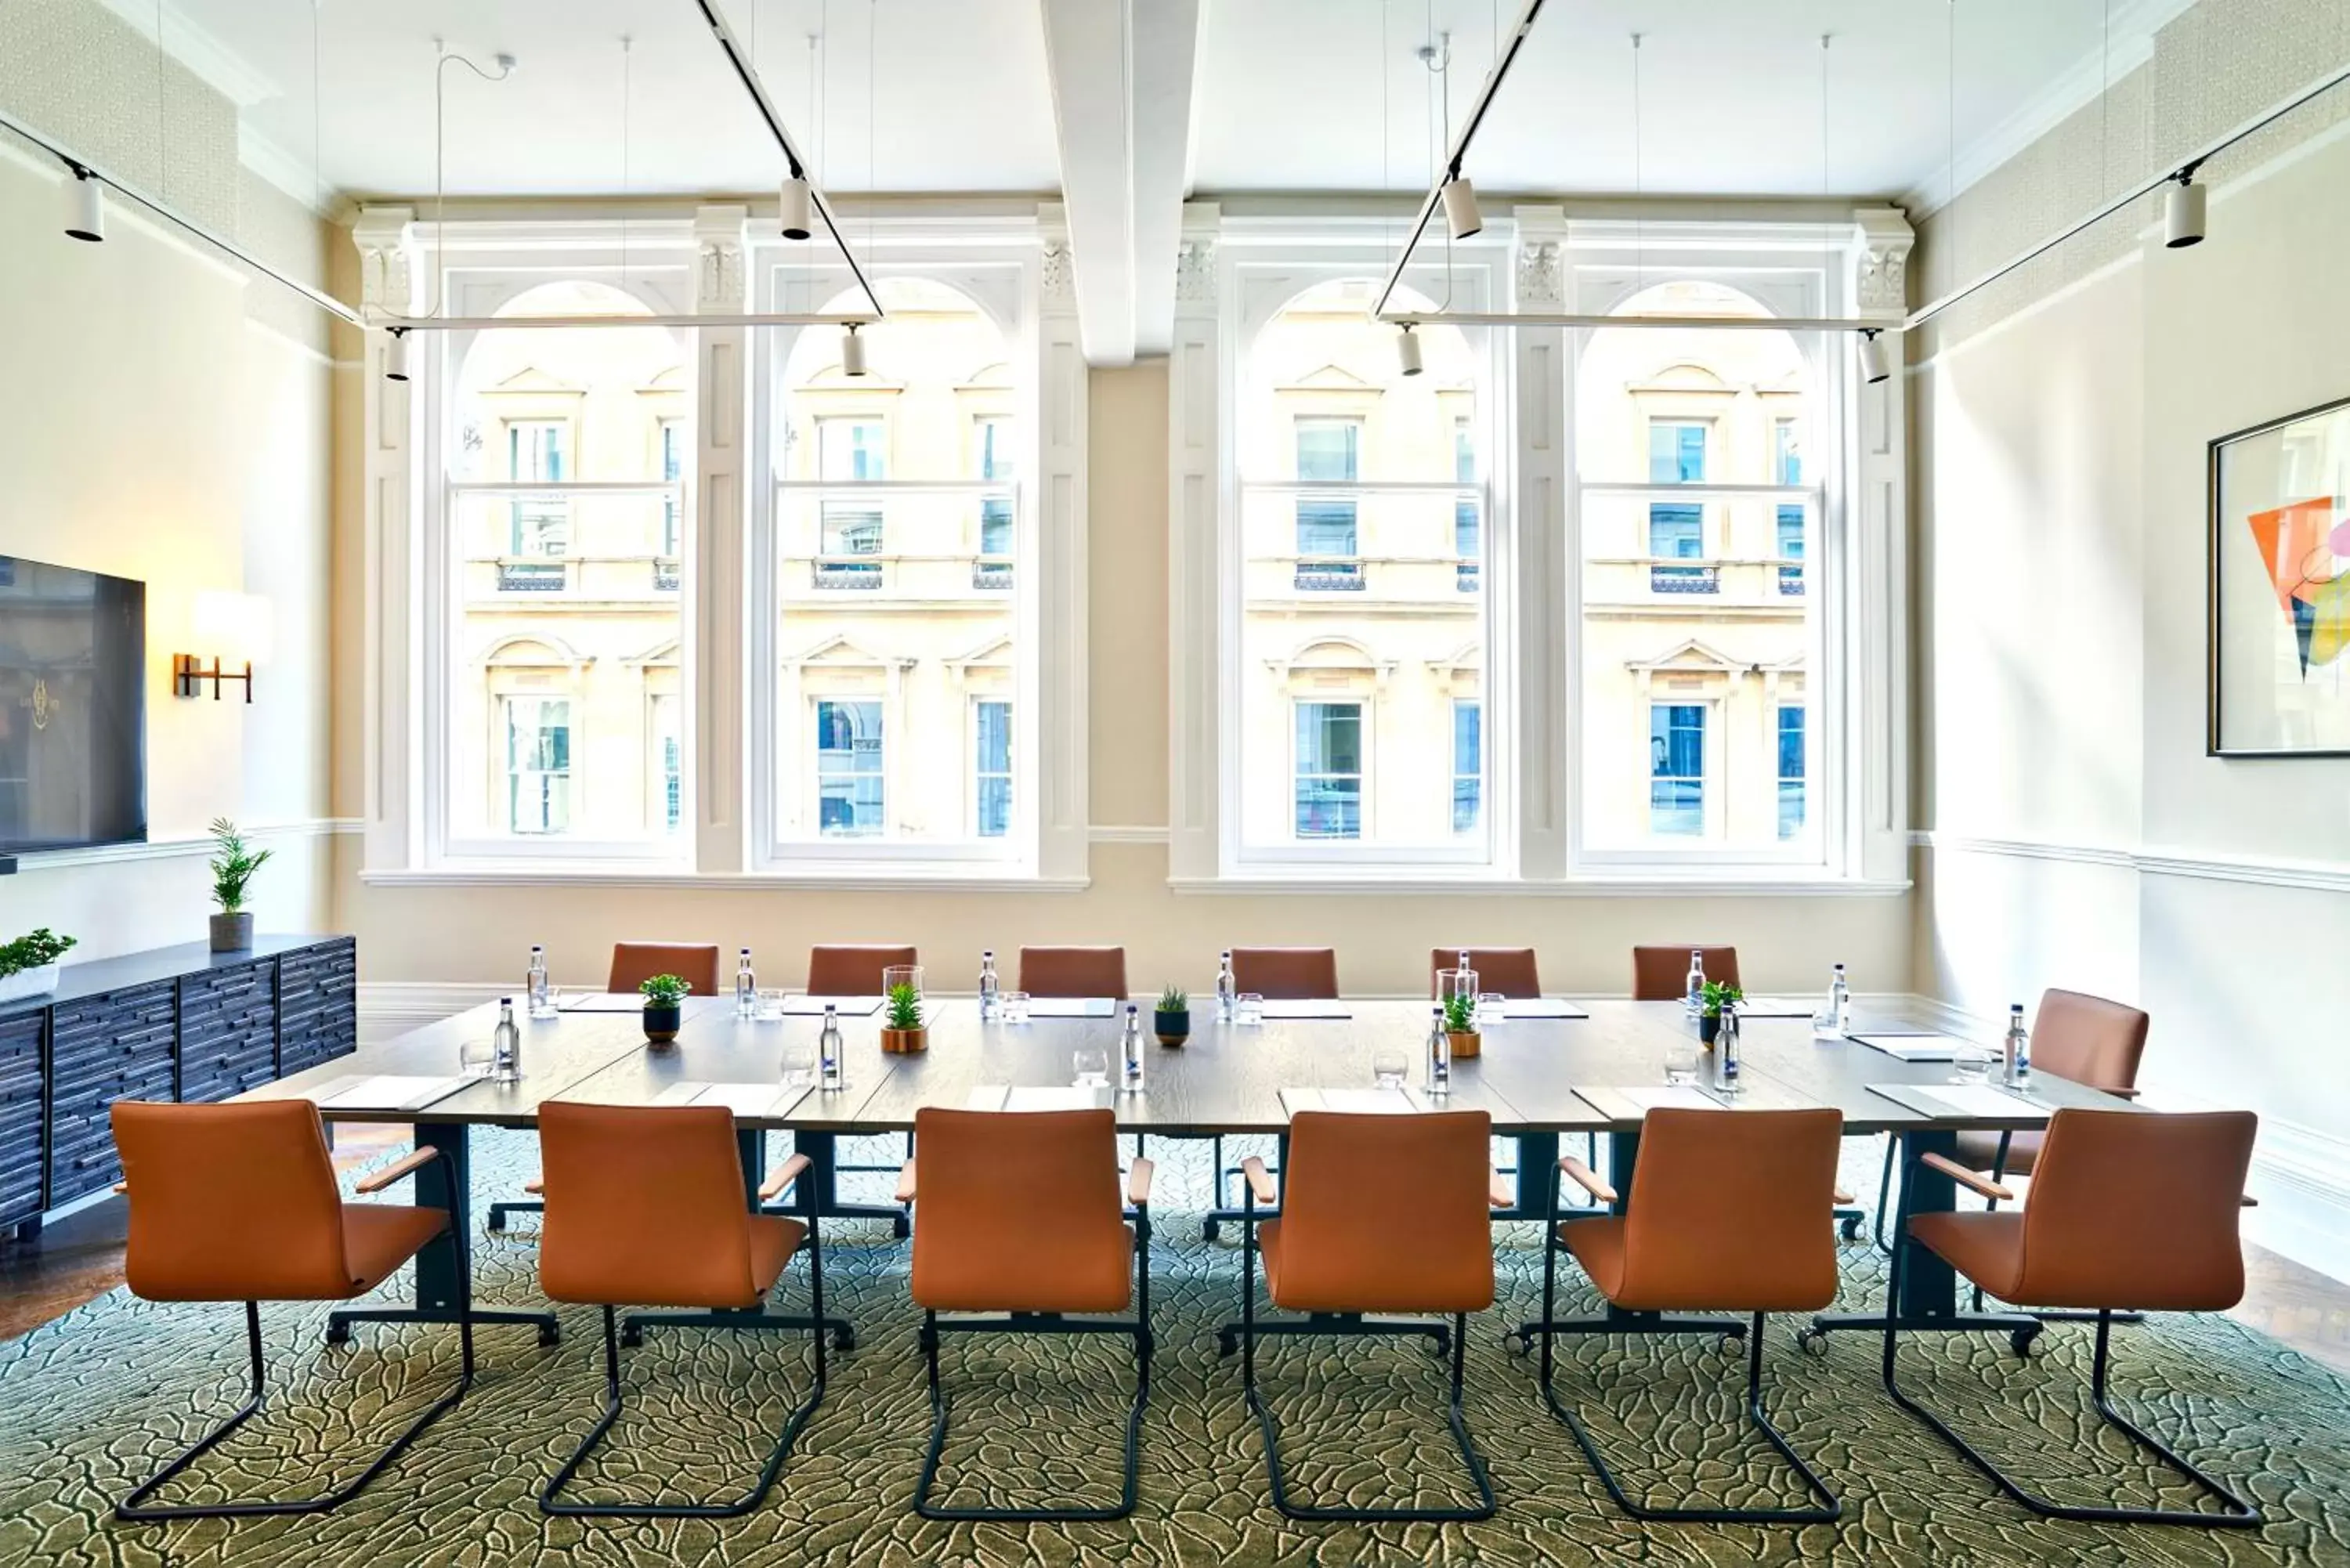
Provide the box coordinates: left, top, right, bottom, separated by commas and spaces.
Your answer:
643, 1003, 682, 1044
1155, 1009, 1190, 1046
1698, 1012, 1723, 1045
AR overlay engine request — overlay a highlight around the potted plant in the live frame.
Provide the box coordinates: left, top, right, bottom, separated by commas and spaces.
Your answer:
1442, 988, 1481, 1060
0, 927, 76, 1006
207, 818, 270, 952
1698, 981, 1744, 1046
1154, 985, 1190, 1046
639, 973, 690, 1044
882, 981, 927, 1053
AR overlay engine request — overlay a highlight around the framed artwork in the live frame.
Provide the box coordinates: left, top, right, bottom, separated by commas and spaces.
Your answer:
2207, 393, 2350, 757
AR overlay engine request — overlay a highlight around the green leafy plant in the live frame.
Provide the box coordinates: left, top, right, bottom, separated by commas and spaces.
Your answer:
207, 818, 272, 912
1442, 990, 1477, 1034
885, 982, 924, 1031
1156, 985, 1188, 1014
0, 928, 75, 979
1700, 980, 1744, 1018
638, 973, 692, 1006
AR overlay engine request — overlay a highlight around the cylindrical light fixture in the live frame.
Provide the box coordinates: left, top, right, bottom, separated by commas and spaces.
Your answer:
2164, 175, 2206, 248
841, 323, 868, 378
1856, 330, 1890, 385
1440, 175, 1483, 240
780, 174, 812, 241
1396, 324, 1424, 378
65, 170, 104, 242
384, 329, 410, 383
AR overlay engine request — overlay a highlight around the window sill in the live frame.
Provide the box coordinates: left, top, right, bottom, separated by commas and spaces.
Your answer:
360, 866, 1090, 893
1168, 872, 1911, 897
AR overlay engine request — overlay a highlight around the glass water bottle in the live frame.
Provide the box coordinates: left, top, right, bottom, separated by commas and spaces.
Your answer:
1683, 949, 1707, 1015
1714, 1001, 1743, 1095
1120, 1004, 1145, 1092
736, 948, 757, 1018
526, 945, 550, 1017
978, 950, 1001, 1021
492, 998, 522, 1084
819, 1003, 844, 1092
1216, 951, 1236, 1022
1426, 1005, 1452, 1097
2003, 1003, 2031, 1086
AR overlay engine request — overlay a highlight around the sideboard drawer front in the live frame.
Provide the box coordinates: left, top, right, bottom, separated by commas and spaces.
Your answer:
278, 940, 357, 1075
51, 983, 177, 1082
0, 1097, 40, 1226
177, 963, 277, 1104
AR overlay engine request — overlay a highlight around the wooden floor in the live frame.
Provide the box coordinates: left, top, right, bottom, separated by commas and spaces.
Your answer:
6, 1125, 2348, 1377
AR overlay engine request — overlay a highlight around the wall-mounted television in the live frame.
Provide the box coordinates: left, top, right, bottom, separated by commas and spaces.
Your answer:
0, 555, 146, 854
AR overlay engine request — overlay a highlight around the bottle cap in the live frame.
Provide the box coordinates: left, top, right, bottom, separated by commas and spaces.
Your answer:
501, 995, 514, 1004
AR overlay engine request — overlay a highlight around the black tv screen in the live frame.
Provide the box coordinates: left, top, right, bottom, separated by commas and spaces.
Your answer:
0, 555, 146, 854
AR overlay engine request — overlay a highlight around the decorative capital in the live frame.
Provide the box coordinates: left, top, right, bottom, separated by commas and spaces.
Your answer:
692, 204, 751, 314
1039, 240, 1076, 310
351, 205, 422, 318
1515, 238, 1563, 309
1174, 238, 1217, 305
1851, 206, 1915, 321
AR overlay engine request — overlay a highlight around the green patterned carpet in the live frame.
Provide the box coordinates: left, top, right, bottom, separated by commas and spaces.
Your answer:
3, 1129, 2348, 1567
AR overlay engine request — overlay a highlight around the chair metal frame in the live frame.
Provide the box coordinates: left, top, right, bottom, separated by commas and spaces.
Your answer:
115, 1146, 476, 1523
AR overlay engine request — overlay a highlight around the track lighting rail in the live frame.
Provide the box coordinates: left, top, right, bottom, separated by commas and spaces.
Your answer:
374, 313, 877, 334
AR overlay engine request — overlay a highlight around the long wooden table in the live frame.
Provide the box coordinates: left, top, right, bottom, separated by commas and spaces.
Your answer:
244, 995, 2131, 1349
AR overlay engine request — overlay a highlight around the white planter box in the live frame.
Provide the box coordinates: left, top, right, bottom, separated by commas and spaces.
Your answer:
0, 963, 62, 1006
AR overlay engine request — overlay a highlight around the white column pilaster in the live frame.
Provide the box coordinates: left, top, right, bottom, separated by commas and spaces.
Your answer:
1512, 207, 1569, 879
1165, 203, 1222, 881
1849, 206, 1914, 883
692, 205, 750, 871
1036, 204, 1090, 880
354, 205, 424, 871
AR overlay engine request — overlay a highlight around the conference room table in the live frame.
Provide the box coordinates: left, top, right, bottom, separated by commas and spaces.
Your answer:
240, 993, 2133, 1352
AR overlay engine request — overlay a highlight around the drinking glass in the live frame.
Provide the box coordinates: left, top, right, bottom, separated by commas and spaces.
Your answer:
882, 964, 924, 1004
1000, 990, 1032, 1024
779, 1041, 817, 1091
458, 1035, 497, 1080
1235, 992, 1266, 1026
1072, 1048, 1110, 1089
754, 987, 788, 1021
1662, 1046, 1701, 1087
1370, 1050, 1409, 1089
1950, 1048, 1993, 1086
529, 986, 562, 1021
1475, 992, 1506, 1028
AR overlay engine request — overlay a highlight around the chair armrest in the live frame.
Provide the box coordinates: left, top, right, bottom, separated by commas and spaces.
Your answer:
1490, 1172, 1515, 1209
522, 1176, 545, 1195
355, 1147, 441, 1196
1558, 1155, 1618, 1206
2241, 1194, 2258, 1209
1127, 1157, 1155, 1208
894, 1158, 917, 1204
1832, 1184, 1856, 1206
112, 1180, 128, 1194
1919, 1150, 2013, 1204
1239, 1155, 1278, 1207
2104, 1086, 2142, 1100
758, 1152, 812, 1202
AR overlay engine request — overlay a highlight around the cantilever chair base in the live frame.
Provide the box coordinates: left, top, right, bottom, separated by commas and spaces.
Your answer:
913, 1310, 1153, 1522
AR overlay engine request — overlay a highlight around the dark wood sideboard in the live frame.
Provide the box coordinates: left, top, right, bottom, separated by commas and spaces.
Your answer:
0, 934, 356, 1245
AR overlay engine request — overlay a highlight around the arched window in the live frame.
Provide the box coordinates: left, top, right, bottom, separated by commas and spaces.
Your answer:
1574, 280, 1822, 854
443, 280, 690, 850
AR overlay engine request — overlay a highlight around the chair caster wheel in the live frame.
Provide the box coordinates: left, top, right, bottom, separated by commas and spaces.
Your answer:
537, 1322, 562, 1348
1201, 1220, 1220, 1244
620, 1327, 645, 1349
891, 1212, 911, 1241
831, 1327, 857, 1352
1216, 1330, 1238, 1358
2009, 1325, 2042, 1358
324, 1321, 352, 1346
1839, 1216, 1864, 1242
1430, 1330, 1452, 1357
1796, 1328, 1830, 1356
1501, 1331, 1528, 1357
1718, 1332, 1748, 1356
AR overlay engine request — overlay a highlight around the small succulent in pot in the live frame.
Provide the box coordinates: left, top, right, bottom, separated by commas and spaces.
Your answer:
1698, 980, 1744, 1045
639, 973, 691, 1045
1442, 988, 1482, 1059
882, 982, 928, 1053
1154, 985, 1190, 1046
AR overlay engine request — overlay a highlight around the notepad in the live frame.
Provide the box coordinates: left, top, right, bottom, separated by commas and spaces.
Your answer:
649, 1082, 812, 1118
1871, 1082, 2043, 1120
1574, 1085, 1722, 1120
1025, 997, 1119, 1018
783, 995, 884, 1017
1852, 1031, 1979, 1063
1256, 999, 1352, 1019
310, 1075, 474, 1113
1499, 998, 1588, 1019
559, 992, 647, 1013
1732, 996, 1817, 1017
964, 1084, 1110, 1112
1279, 1086, 1415, 1117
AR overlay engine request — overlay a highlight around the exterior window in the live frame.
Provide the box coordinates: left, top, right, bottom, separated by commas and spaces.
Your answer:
1293, 417, 1361, 591
974, 699, 1011, 837
1452, 699, 1481, 834
1294, 701, 1363, 839
1454, 417, 1479, 593
974, 416, 1014, 589
505, 421, 569, 590
1648, 703, 1705, 837
504, 697, 571, 835
1648, 421, 1707, 483
1774, 419, 1802, 485
1777, 704, 1806, 840
659, 418, 684, 563
1649, 503, 1713, 594
1777, 504, 1806, 596
649, 692, 682, 834
815, 417, 886, 588
814, 699, 884, 836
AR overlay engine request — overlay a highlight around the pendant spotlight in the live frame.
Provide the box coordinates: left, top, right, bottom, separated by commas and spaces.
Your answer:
64, 168, 103, 242
1440, 175, 1483, 240
841, 323, 868, 378
780, 173, 812, 240
1856, 330, 1890, 385
2164, 168, 2207, 248
383, 328, 410, 383
1396, 323, 1424, 377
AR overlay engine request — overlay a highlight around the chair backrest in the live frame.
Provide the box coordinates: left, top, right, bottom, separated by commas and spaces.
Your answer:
609, 942, 722, 997
1430, 947, 1541, 999
1630, 945, 1740, 1001
2029, 988, 2149, 1091
537, 1101, 762, 1309
1275, 1111, 1495, 1312
1230, 947, 1340, 1000
2012, 1108, 2257, 1312
808, 944, 919, 995
909, 1107, 1129, 1310
1019, 945, 1129, 999
1616, 1107, 1844, 1312
112, 1100, 352, 1301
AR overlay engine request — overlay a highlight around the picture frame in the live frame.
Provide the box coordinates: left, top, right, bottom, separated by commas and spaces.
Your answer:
2207, 392, 2350, 757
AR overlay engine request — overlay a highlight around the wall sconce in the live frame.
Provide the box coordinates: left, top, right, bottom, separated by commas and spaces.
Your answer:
175, 591, 273, 703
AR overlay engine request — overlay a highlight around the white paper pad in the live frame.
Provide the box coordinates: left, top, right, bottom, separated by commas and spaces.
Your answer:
312, 1075, 474, 1113
645, 1082, 812, 1118
1852, 1031, 1972, 1063
783, 995, 883, 1016
1256, 999, 1353, 1019
1280, 1086, 1415, 1117
1025, 997, 1119, 1018
1573, 1085, 1725, 1121
1733, 996, 1817, 1017
960, 1084, 1110, 1112
1872, 1082, 2043, 1120
559, 993, 647, 1013
1499, 998, 1589, 1019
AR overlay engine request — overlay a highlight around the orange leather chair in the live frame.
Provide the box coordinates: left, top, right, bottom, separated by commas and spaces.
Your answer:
898, 1107, 1153, 1520
1884, 1107, 2261, 1528
1231, 1110, 1505, 1522
1542, 1108, 1844, 1523
1018, 945, 1129, 999
608, 941, 721, 996
1630, 945, 1739, 1000
1229, 946, 1340, 999
107, 1100, 473, 1522
534, 1100, 826, 1518
1430, 947, 1542, 999
807, 943, 918, 995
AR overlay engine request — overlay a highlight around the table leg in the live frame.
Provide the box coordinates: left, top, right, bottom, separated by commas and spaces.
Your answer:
794, 1129, 910, 1237
327, 1121, 562, 1347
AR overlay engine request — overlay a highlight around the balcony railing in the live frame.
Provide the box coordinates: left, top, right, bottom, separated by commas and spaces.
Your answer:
1649, 563, 1721, 594
1456, 561, 1480, 593
971, 558, 1014, 591
497, 560, 568, 593
1777, 563, 1805, 596
653, 558, 681, 593
1293, 559, 1366, 592
812, 558, 884, 590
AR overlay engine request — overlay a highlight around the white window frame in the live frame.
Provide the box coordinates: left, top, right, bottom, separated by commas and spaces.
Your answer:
500, 694, 575, 836
971, 695, 1013, 840
1289, 696, 1369, 842
808, 694, 888, 839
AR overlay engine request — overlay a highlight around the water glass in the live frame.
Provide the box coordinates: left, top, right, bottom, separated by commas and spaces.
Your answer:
1950, 1048, 1994, 1086
1072, 1048, 1110, 1089
1475, 992, 1506, 1028
1000, 990, 1032, 1024
528, 986, 562, 1021
779, 1042, 817, 1091
458, 1035, 497, 1080
1662, 1046, 1701, 1087
1235, 992, 1266, 1027
754, 987, 788, 1022
1370, 1050, 1409, 1089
